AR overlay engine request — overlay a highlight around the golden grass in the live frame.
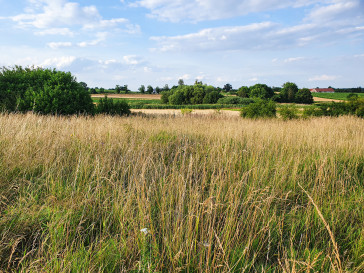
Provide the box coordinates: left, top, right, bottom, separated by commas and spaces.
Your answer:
0, 113, 363, 272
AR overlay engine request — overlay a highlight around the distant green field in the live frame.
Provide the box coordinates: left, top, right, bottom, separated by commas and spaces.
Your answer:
312, 92, 364, 100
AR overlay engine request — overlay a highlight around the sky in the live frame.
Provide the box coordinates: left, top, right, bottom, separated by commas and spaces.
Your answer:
0, 0, 363, 90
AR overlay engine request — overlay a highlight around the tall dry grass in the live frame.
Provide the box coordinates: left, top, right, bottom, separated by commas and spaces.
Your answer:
0, 113, 363, 272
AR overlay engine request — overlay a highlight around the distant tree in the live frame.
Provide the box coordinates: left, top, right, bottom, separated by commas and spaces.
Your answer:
138, 85, 145, 93
163, 84, 170, 92
178, 79, 185, 86
168, 90, 185, 105
147, 85, 153, 94
79, 82, 88, 91
99, 87, 105, 93
280, 82, 298, 102
223, 83, 232, 93
237, 86, 249, 98
155, 86, 161, 94
122, 85, 129, 94
249, 84, 274, 99
115, 85, 122, 94
295, 88, 313, 104
203, 91, 223, 104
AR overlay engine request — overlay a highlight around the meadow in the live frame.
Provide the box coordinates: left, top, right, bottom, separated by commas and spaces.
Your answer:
312, 92, 364, 101
0, 113, 363, 272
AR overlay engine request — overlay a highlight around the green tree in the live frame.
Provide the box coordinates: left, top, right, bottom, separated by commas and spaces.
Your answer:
241, 99, 276, 118
0, 66, 94, 114
95, 96, 130, 116
237, 86, 249, 98
138, 85, 145, 94
280, 82, 298, 102
178, 79, 185, 86
295, 88, 313, 104
147, 85, 153, 94
115, 85, 122, 94
250, 84, 274, 99
223, 83, 232, 93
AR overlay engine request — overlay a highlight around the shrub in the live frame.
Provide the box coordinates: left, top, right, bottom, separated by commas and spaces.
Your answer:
0, 66, 94, 114
280, 105, 298, 120
241, 99, 276, 118
295, 88, 314, 104
217, 97, 254, 105
236, 86, 249, 98
95, 96, 130, 116
249, 84, 274, 99
203, 91, 223, 104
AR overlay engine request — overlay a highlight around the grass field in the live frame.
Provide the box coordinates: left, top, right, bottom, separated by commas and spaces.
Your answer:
312, 92, 364, 101
0, 113, 363, 272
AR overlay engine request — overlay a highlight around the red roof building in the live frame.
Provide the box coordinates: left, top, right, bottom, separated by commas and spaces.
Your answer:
310, 88, 335, 93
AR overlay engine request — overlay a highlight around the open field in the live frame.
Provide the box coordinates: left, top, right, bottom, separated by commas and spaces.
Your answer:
312, 92, 364, 101
0, 113, 363, 272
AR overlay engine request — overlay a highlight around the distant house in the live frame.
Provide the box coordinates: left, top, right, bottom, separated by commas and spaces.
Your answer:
310, 88, 335, 93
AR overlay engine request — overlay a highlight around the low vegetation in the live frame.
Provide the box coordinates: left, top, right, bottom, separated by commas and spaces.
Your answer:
1, 113, 363, 272
312, 92, 364, 101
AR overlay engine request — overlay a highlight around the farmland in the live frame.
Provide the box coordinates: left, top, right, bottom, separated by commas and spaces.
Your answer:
312, 92, 364, 101
0, 113, 363, 272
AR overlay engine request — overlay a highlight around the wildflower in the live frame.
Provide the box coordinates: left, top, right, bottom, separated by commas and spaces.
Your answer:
140, 228, 149, 235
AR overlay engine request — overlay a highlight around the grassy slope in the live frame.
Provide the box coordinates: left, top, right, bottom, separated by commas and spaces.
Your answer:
0, 114, 363, 272
312, 92, 364, 100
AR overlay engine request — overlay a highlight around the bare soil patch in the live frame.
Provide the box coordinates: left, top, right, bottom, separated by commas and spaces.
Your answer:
313, 97, 341, 102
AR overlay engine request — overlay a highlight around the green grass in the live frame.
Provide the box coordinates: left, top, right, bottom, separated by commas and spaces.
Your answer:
312, 92, 364, 100
0, 113, 363, 272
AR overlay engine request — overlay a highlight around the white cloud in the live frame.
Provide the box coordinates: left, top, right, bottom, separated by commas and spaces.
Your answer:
308, 75, 338, 81
8, 0, 139, 34
47, 42, 72, 49
284, 57, 306, 63
249, 77, 259, 82
180, 74, 191, 80
77, 32, 107, 47
151, 22, 278, 52
40, 56, 76, 68
132, 0, 317, 22
354, 54, 364, 58
149, 0, 364, 53
34, 27, 74, 36
123, 55, 144, 65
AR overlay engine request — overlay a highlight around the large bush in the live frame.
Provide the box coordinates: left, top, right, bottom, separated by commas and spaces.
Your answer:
217, 96, 254, 105
241, 99, 276, 118
249, 84, 274, 99
0, 66, 94, 114
95, 96, 130, 116
161, 83, 222, 105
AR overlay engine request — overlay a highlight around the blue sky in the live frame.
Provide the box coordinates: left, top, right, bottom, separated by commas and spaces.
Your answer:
0, 0, 363, 90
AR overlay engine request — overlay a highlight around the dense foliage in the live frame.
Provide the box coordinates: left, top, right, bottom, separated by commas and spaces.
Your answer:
304, 97, 364, 118
95, 96, 130, 116
161, 83, 223, 105
0, 66, 94, 114
241, 99, 276, 118
216, 96, 254, 105
278, 82, 313, 104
